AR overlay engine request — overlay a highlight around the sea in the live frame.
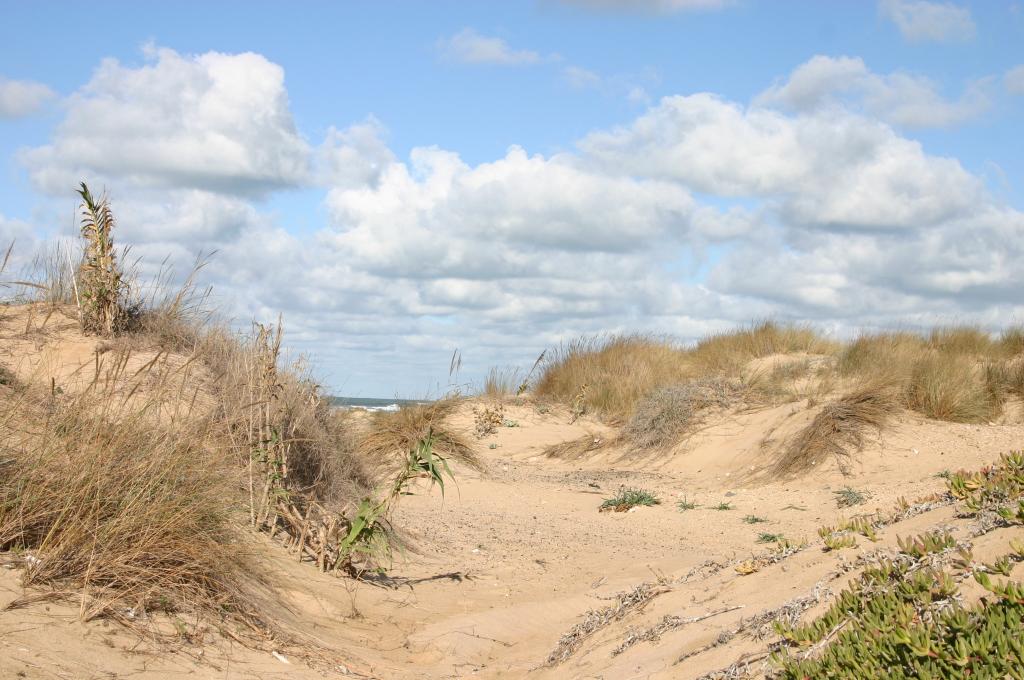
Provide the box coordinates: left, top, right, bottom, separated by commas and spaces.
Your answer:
329, 397, 427, 412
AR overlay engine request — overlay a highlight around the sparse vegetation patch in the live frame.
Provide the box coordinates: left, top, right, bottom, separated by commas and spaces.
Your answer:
600, 487, 661, 512
834, 486, 869, 508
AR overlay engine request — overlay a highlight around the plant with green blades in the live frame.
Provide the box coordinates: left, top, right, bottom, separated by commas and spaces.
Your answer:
338, 431, 454, 573
757, 532, 785, 544
677, 496, 698, 511
600, 487, 660, 512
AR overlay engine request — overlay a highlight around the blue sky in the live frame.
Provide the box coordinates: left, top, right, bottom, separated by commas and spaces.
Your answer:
1, 1, 1023, 396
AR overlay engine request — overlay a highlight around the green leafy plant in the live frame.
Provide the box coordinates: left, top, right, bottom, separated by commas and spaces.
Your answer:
338, 432, 454, 571
676, 497, 698, 511
600, 487, 660, 512
713, 501, 734, 511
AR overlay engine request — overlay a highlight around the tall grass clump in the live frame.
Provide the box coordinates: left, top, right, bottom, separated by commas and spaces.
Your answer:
481, 365, 521, 399
838, 331, 927, 381
775, 383, 896, 476
841, 328, 1012, 423
0, 366, 270, 633
927, 325, 995, 355
904, 352, 1001, 423
688, 321, 836, 375
533, 335, 690, 421
998, 326, 1024, 357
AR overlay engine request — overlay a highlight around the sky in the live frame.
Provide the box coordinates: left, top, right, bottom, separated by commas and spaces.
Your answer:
1, 0, 1023, 397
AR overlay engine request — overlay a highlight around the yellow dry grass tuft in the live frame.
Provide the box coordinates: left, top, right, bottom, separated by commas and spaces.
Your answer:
533, 335, 690, 422
774, 382, 897, 477
542, 434, 609, 460
904, 352, 1001, 423
0, 361, 274, 636
688, 320, 838, 375
356, 399, 479, 477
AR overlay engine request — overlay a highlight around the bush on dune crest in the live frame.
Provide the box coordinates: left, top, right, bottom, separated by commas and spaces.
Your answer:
533, 335, 691, 421
623, 377, 744, 450
533, 322, 833, 422
532, 321, 1024, 472
0, 184, 397, 646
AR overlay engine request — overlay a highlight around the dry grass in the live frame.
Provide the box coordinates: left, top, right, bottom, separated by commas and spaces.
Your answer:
543, 434, 608, 460
356, 398, 479, 476
623, 377, 743, 450
837, 331, 926, 381
531, 323, 1024, 468
481, 366, 521, 399
0, 232, 377, 639
0, 359, 273, 636
904, 352, 1001, 423
688, 321, 837, 375
999, 327, 1024, 357
774, 383, 897, 477
532, 324, 835, 422
927, 326, 995, 355
533, 335, 690, 421
985, 359, 1024, 400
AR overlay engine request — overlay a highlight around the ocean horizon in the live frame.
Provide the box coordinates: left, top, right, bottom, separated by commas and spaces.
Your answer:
329, 396, 429, 412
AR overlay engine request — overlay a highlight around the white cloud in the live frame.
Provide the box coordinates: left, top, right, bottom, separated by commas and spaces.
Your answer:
324, 143, 701, 278
758, 55, 991, 128
319, 117, 396, 189
563, 65, 602, 89
22, 46, 310, 196
1006, 65, 1024, 95
556, 0, 731, 12
0, 77, 55, 119
579, 93, 985, 229
437, 28, 542, 66
15, 47, 1024, 395
879, 0, 976, 43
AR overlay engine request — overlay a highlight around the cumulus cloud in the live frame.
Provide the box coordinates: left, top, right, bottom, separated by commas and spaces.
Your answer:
1006, 65, 1024, 95
319, 117, 396, 189
879, 0, 976, 43
579, 93, 985, 229
324, 144, 700, 277
22, 46, 309, 196
0, 76, 55, 119
758, 55, 991, 128
437, 28, 542, 65
555, 0, 731, 12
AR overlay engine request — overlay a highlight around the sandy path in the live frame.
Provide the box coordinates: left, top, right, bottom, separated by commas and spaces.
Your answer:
2, 392, 1023, 679
329, 400, 1024, 678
